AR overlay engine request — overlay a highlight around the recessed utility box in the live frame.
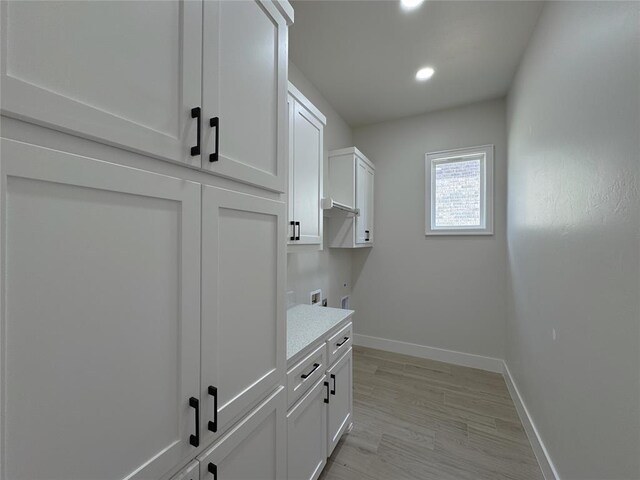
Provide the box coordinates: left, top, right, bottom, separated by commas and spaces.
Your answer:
310, 289, 322, 306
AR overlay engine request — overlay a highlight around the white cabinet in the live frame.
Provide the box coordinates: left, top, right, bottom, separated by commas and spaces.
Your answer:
0, 139, 201, 480
1, 1, 292, 477
201, 185, 286, 445
327, 147, 375, 248
355, 158, 375, 244
0, 0, 202, 166
199, 388, 286, 480
202, 0, 290, 192
287, 83, 326, 247
287, 377, 328, 480
171, 461, 200, 480
327, 322, 353, 366
326, 348, 353, 456
1, 0, 293, 189
285, 315, 353, 480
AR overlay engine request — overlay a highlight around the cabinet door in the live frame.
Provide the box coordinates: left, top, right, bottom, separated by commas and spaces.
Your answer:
0, 1, 202, 165
201, 185, 285, 444
365, 166, 375, 243
0, 139, 201, 479
326, 349, 353, 456
289, 100, 323, 245
287, 377, 328, 480
355, 158, 368, 244
202, 0, 288, 192
171, 461, 200, 480
199, 388, 286, 480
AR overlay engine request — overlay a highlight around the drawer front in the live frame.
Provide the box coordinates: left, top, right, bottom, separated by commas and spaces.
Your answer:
327, 322, 353, 366
287, 343, 327, 407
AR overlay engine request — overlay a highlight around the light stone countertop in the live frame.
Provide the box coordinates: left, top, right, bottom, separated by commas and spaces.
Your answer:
287, 304, 354, 361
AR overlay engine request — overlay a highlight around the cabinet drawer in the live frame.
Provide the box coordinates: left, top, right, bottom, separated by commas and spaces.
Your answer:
327, 322, 353, 366
287, 343, 327, 408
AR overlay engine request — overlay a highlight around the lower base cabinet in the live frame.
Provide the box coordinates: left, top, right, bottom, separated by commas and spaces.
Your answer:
285, 318, 354, 480
198, 387, 286, 480
286, 376, 328, 480
327, 349, 353, 456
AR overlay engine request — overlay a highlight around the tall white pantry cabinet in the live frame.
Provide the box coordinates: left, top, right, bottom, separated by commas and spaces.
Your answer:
0, 1, 293, 480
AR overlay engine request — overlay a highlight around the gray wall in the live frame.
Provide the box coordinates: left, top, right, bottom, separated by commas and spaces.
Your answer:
287, 63, 354, 308
506, 2, 640, 478
352, 99, 508, 358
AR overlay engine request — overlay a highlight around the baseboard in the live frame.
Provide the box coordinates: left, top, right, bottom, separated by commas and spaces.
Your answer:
502, 362, 560, 480
353, 333, 504, 373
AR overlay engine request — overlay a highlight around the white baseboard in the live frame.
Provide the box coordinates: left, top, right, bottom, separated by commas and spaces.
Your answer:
502, 362, 560, 480
353, 333, 504, 373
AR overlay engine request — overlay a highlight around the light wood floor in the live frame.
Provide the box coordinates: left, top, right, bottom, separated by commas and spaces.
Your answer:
320, 346, 544, 480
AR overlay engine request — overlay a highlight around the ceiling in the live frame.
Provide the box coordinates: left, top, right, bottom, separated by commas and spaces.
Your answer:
289, 0, 544, 127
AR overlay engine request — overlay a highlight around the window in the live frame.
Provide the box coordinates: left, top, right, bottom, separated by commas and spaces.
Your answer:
425, 145, 493, 235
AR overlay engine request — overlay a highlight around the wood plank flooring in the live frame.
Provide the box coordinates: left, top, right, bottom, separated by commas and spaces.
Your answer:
320, 346, 544, 480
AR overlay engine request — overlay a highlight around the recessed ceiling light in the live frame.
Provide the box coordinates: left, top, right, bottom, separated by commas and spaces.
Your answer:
416, 66, 435, 81
401, 0, 424, 10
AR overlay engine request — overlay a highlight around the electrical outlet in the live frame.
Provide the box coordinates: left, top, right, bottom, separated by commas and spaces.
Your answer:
552, 328, 557, 341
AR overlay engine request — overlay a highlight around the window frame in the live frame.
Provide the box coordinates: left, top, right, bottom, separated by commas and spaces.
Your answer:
425, 145, 494, 236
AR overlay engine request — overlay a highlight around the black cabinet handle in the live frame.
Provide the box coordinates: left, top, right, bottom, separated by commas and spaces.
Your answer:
301, 363, 320, 379
189, 396, 199, 447
295, 221, 301, 241
365, 230, 370, 241
330, 373, 336, 395
290, 221, 296, 241
324, 381, 330, 404
191, 107, 201, 156
209, 117, 219, 162
208, 386, 218, 433
336, 336, 349, 347
208, 462, 217, 479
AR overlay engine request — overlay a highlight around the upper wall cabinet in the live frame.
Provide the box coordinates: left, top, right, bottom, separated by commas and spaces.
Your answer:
0, 0, 293, 191
202, 0, 291, 192
287, 83, 326, 247
0, 0, 202, 167
327, 147, 375, 248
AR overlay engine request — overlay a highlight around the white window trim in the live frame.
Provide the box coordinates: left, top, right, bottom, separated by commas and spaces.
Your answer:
425, 145, 494, 236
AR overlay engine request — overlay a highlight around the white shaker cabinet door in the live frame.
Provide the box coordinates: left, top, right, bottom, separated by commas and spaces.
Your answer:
0, 139, 201, 480
289, 100, 323, 245
326, 348, 353, 456
287, 377, 328, 480
198, 388, 286, 480
201, 185, 285, 445
365, 165, 374, 243
355, 158, 368, 244
0, 1, 202, 165
202, 0, 288, 192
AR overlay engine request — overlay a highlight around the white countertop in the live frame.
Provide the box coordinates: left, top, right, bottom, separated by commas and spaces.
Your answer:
287, 304, 354, 361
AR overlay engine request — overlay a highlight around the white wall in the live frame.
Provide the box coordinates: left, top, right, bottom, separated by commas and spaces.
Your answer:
352, 99, 508, 359
506, 2, 640, 479
287, 63, 354, 307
